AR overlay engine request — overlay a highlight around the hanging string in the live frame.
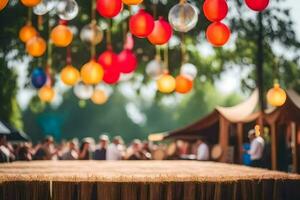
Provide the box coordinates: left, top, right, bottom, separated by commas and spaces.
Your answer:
180, 33, 186, 66
155, 45, 161, 61
179, 0, 186, 5
66, 46, 72, 65
46, 17, 53, 86
163, 44, 169, 72
90, 0, 97, 59
106, 19, 112, 49
38, 15, 43, 31
152, 1, 157, 19
27, 8, 32, 24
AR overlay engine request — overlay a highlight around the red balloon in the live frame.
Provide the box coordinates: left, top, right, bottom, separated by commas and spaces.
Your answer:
118, 49, 137, 73
245, 0, 269, 12
203, 0, 228, 22
97, 50, 118, 70
103, 67, 120, 84
206, 22, 230, 47
129, 9, 155, 38
147, 17, 173, 45
96, 0, 122, 18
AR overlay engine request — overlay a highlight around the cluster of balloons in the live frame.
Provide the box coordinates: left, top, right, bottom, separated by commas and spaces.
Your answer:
266, 83, 286, 107
203, 0, 230, 47
73, 82, 109, 105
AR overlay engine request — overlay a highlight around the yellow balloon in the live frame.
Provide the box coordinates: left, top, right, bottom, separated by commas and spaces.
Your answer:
122, 0, 143, 5
80, 60, 104, 85
51, 25, 73, 47
267, 83, 287, 107
157, 74, 176, 93
26, 36, 46, 57
19, 23, 37, 43
0, 0, 9, 11
38, 86, 55, 102
91, 89, 108, 105
60, 65, 80, 86
20, 0, 41, 7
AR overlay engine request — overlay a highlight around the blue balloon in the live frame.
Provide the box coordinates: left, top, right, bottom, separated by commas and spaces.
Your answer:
31, 67, 47, 89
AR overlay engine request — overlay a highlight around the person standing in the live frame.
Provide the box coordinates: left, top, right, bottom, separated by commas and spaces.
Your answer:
196, 138, 209, 161
248, 129, 265, 168
106, 136, 124, 160
94, 135, 109, 160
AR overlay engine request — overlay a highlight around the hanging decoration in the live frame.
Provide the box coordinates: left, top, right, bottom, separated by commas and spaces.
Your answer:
206, 21, 230, 46
266, 83, 287, 107
146, 56, 164, 79
168, 1, 198, 33
56, 0, 79, 20
21, 0, 42, 7
129, 9, 155, 38
38, 85, 55, 102
175, 75, 193, 94
118, 49, 137, 74
81, 60, 104, 85
74, 82, 94, 99
91, 88, 108, 104
180, 63, 197, 80
51, 22, 73, 47
33, 0, 57, 15
122, 0, 143, 6
147, 17, 173, 45
31, 67, 47, 88
157, 74, 176, 93
80, 21, 103, 45
26, 36, 47, 57
96, 0, 122, 18
97, 49, 118, 70
103, 67, 120, 84
19, 22, 37, 43
0, 0, 8, 11
60, 65, 80, 86
203, 0, 228, 22
245, 0, 269, 12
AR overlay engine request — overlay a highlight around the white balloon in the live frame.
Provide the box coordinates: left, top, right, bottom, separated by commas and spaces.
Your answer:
56, 0, 79, 21
80, 22, 103, 45
180, 63, 198, 80
146, 58, 164, 79
33, 0, 57, 15
73, 82, 94, 100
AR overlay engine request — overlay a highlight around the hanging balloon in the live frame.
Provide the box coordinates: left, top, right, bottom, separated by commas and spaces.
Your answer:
33, 0, 57, 15
118, 49, 137, 73
157, 74, 176, 93
180, 63, 198, 80
51, 24, 73, 47
96, 0, 122, 18
175, 75, 193, 94
91, 89, 108, 105
56, 0, 79, 20
103, 67, 120, 84
0, 0, 9, 11
21, 0, 41, 7
80, 22, 103, 45
168, 2, 198, 32
80, 60, 104, 85
147, 17, 173, 45
266, 83, 287, 107
122, 0, 143, 6
203, 0, 228, 22
26, 36, 46, 57
129, 9, 155, 38
60, 65, 80, 86
38, 86, 55, 102
73, 82, 94, 99
97, 49, 118, 70
146, 57, 164, 79
245, 0, 269, 12
19, 23, 37, 43
31, 67, 47, 89
206, 22, 230, 46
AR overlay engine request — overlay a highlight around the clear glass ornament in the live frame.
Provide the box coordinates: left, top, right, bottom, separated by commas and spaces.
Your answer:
168, 2, 198, 32
33, 0, 57, 15
56, 0, 79, 21
80, 21, 103, 45
180, 63, 198, 80
73, 82, 94, 100
146, 57, 164, 79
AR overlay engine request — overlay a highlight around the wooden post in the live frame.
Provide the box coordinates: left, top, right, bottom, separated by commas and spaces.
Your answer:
291, 122, 298, 173
219, 116, 230, 162
270, 123, 277, 170
236, 123, 244, 164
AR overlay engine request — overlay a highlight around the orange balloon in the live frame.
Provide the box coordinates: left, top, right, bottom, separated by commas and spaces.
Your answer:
206, 22, 230, 47
0, 0, 8, 11
60, 65, 80, 86
38, 86, 55, 102
91, 89, 108, 104
266, 83, 287, 107
175, 75, 193, 94
122, 0, 143, 5
157, 74, 176, 93
20, 0, 41, 7
26, 36, 46, 57
19, 23, 37, 43
51, 25, 73, 47
80, 60, 104, 85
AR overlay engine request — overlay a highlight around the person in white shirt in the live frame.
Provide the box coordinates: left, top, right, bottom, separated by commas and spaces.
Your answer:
106, 136, 124, 160
247, 129, 265, 168
196, 138, 209, 161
